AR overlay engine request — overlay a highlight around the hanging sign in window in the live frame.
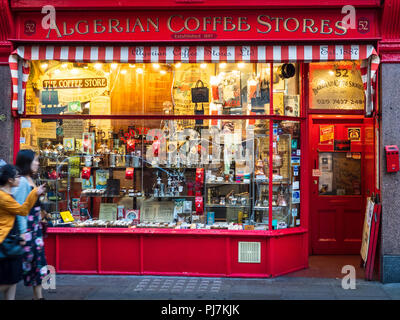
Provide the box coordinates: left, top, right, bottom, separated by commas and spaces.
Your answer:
320, 125, 334, 144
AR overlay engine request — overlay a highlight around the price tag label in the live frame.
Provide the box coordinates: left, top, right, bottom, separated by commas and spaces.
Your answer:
312, 169, 321, 177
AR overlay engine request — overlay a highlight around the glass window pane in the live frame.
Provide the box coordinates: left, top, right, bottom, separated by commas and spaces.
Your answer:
318, 152, 361, 196
23, 118, 304, 230
253, 119, 270, 225
272, 63, 300, 116
271, 120, 301, 229
309, 61, 365, 110
27, 61, 303, 117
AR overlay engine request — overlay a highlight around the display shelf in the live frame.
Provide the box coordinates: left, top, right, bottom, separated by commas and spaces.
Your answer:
254, 206, 290, 210
205, 204, 251, 208
147, 166, 199, 169
205, 182, 251, 185
255, 179, 291, 185
80, 194, 124, 198
153, 195, 196, 198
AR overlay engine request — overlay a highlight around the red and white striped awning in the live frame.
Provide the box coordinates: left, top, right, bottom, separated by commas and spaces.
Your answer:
9, 45, 380, 114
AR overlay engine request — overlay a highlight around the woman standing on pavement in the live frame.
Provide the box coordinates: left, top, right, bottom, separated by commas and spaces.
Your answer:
0, 164, 45, 300
14, 150, 48, 300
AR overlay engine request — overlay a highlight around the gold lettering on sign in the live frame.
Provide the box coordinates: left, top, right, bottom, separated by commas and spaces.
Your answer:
109, 19, 123, 33
63, 22, 74, 36
284, 18, 300, 32
223, 17, 236, 31
320, 20, 333, 34
238, 17, 251, 32
132, 18, 145, 32
94, 19, 106, 34
257, 15, 272, 34
46, 23, 62, 38
334, 20, 348, 35
43, 78, 107, 89
303, 18, 318, 33
213, 17, 222, 31
271, 17, 284, 32
203, 17, 212, 31
184, 17, 200, 32
167, 15, 184, 33
75, 20, 89, 35
147, 18, 159, 32
41, 15, 355, 39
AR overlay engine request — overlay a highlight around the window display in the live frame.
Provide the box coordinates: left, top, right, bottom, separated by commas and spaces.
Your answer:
21, 60, 304, 231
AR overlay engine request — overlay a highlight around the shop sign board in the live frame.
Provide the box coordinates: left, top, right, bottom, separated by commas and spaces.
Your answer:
348, 127, 361, 141
360, 197, 375, 263
38, 65, 109, 106
309, 62, 365, 110
16, 9, 378, 42
320, 125, 334, 144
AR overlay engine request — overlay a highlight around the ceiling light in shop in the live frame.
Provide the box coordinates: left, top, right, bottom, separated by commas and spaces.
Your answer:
40, 63, 48, 70
160, 70, 166, 75
129, 64, 136, 68
121, 69, 127, 74
329, 70, 334, 76
61, 63, 68, 69
238, 62, 245, 68
200, 63, 207, 69
94, 63, 102, 70
153, 63, 160, 70
136, 68, 144, 74
111, 63, 118, 70
175, 62, 182, 68
219, 62, 227, 69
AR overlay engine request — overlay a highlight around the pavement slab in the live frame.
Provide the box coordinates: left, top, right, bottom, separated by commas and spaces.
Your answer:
4, 274, 400, 300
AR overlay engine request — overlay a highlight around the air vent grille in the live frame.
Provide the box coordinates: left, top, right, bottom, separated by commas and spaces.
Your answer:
238, 242, 261, 263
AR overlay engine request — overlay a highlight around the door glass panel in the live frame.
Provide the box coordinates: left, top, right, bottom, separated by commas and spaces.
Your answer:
309, 61, 365, 110
319, 152, 361, 196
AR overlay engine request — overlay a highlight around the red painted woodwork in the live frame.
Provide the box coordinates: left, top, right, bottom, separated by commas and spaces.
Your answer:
9, 0, 381, 10
4, 0, 387, 278
44, 227, 308, 277
0, 0, 14, 64
309, 115, 370, 254
379, 0, 400, 62
13, 9, 379, 42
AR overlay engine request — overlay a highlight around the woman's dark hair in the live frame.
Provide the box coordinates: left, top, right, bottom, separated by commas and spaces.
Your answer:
0, 164, 18, 186
15, 149, 36, 176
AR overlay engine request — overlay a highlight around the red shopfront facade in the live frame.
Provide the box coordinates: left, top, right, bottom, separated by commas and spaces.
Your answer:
3, 0, 385, 278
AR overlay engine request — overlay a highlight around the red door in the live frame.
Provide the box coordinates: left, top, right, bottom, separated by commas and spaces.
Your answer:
310, 116, 374, 254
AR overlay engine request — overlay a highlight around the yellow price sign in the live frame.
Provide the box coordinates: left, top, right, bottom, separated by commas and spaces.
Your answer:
60, 211, 75, 223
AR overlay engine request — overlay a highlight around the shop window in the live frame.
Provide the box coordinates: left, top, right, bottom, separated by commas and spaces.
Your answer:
21, 60, 303, 231
26, 61, 301, 117
270, 120, 301, 229
309, 61, 365, 110
318, 152, 361, 196
19, 116, 302, 230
